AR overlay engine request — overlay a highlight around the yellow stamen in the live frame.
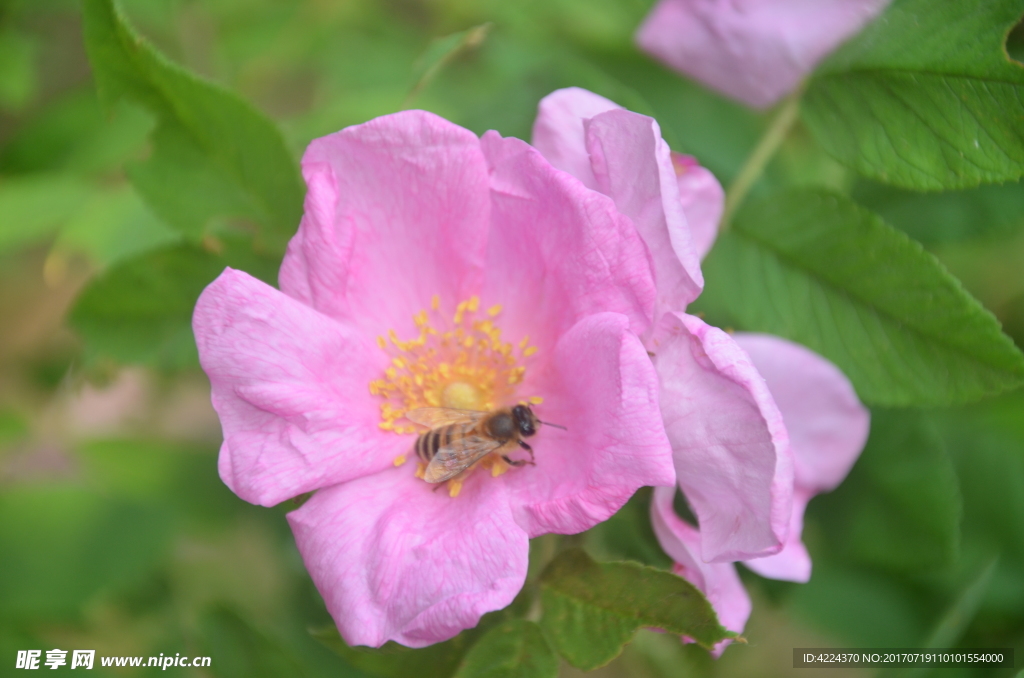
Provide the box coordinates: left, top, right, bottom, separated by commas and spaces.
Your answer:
393, 455, 407, 467
415, 463, 425, 479
369, 295, 545, 487
491, 458, 509, 477
528, 396, 544, 405
448, 478, 464, 497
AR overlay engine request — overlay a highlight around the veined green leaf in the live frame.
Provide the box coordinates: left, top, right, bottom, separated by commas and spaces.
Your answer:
452, 620, 557, 678
81, 0, 303, 251
699, 189, 1024, 406
539, 548, 733, 670
803, 0, 1024, 190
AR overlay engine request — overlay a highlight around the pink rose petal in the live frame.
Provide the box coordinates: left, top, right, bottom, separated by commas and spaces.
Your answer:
733, 333, 868, 583
531, 87, 622, 190
636, 0, 892, 108
504, 312, 675, 537
288, 468, 528, 648
651, 486, 751, 654
741, 489, 812, 582
671, 152, 724, 261
585, 109, 704, 313
733, 333, 869, 493
479, 130, 658, 344
279, 110, 489, 336
652, 313, 793, 562
193, 268, 402, 507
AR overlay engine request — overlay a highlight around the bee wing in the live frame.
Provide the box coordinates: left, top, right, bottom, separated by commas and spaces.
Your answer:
423, 434, 503, 484
405, 407, 486, 429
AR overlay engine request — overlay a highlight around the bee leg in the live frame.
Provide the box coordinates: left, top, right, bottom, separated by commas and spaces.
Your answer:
502, 455, 534, 468
518, 440, 535, 463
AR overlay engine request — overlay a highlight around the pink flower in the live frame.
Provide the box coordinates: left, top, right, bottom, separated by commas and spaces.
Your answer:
531, 87, 868, 648
635, 0, 892, 108
192, 110, 676, 647
533, 87, 793, 564
652, 333, 869, 649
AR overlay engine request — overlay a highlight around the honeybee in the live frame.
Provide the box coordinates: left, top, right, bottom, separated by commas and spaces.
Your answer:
406, 405, 564, 484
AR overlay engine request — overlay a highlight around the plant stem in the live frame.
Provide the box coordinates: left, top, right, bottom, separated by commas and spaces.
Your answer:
721, 86, 803, 229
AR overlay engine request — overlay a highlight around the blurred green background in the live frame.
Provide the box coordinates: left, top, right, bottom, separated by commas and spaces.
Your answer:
1, 0, 1023, 676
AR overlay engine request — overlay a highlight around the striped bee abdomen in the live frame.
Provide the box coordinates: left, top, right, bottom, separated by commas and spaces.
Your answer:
415, 425, 456, 462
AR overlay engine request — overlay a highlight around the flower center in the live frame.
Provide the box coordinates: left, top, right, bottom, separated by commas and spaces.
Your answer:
369, 295, 541, 436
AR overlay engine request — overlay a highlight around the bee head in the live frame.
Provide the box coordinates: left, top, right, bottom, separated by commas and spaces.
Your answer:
511, 404, 537, 437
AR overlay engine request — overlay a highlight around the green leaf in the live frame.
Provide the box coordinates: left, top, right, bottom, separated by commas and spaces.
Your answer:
68, 244, 222, 369
0, 89, 153, 175
852, 179, 1024, 245
803, 0, 1024, 190
539, 548, 734, 670
0, 174, 94, 254
452, 620, 557, 678
698, 189, 1024, 406
814, 410, 962, 572
310, 624, 470, 678
67, 240, 278, 370
81, 0, 304, 250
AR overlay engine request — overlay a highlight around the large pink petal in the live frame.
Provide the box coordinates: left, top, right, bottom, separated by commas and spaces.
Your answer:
530, 87, 622, 190
652, 313, 793, 562
288, 468, 528, 648
672, 153, 724, 261
585, 110, 704, 314
733, 333, 869, 492
636, 0, 892, 109
741, 489, 811, 582
194, 268, 402, 506
651, 486, 751, 653
478, 131, 657, 346
279, 110, 489, 337
503, 312, 674, 537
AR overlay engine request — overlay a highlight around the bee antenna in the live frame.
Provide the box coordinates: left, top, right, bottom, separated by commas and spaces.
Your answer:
538, 420, 567, 431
